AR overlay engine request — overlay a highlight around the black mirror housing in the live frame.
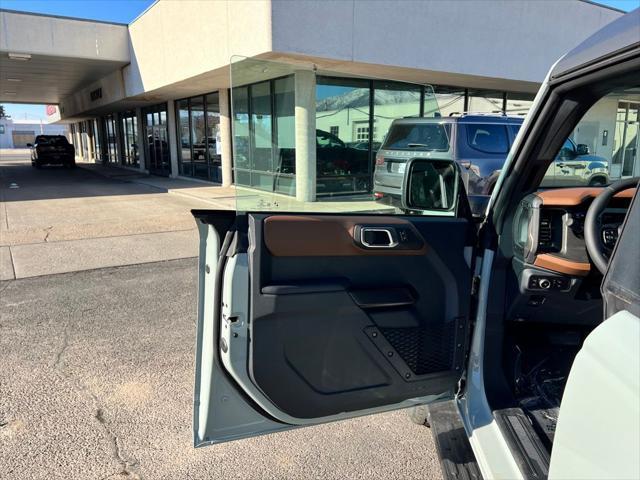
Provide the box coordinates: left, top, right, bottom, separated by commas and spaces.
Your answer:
401, 158, 461, 213
576, 144, 590, 155
26, 143, 33, 147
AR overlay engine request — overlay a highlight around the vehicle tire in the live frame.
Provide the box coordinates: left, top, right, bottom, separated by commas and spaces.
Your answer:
407, 405, 430, 427
589, 176, 607, 187
34, 161, 42, 169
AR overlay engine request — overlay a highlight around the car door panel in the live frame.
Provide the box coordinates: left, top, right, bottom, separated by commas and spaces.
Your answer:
194, 210, 475, 445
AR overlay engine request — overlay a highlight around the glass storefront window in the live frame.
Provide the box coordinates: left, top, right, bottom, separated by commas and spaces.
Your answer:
175, 92, 223, 183
232, 78, 295, 193
191, 96, 207, 180
506, 92, 535, 117
178, 99, 191, 176
206, 92, 222, 183
273, 77, 295, 194
250, 81, 274, 192
316, 77, 371, 195
142, 103, 170, 176
103, 114, 118, 164
467, 89, 505, 114
119, 111, 139, 167
373, 81, 422, 154
431, 86, 466, 117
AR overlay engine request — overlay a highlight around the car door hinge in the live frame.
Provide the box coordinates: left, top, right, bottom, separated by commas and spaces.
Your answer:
471, 275, 481, 297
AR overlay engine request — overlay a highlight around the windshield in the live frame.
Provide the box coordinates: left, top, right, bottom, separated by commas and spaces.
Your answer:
382, 123, 451, 151
539, 88, 639, 188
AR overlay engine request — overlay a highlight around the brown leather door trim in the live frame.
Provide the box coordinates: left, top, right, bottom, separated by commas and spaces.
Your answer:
533, 253, 591, 276
536, 187, 636, 206
263, 215, 428, 257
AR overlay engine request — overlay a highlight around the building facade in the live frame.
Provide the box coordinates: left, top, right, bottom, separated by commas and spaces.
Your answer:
0, 118, 68, 148
1, 1, 632, 200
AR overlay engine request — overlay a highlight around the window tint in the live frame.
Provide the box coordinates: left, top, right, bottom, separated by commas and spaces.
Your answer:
465, 124, 508, 154
36, 136, 69, 145
382, 123, 450, 151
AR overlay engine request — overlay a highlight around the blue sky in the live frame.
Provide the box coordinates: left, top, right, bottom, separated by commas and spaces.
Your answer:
1, 0, 637, 121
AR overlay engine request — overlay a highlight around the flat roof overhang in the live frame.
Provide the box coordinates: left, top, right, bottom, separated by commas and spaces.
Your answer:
0, 9, 129, 104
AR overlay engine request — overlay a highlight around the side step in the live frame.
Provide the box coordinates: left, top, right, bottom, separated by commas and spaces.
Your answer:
494, 408, 549, 479
427, 401, 483, 480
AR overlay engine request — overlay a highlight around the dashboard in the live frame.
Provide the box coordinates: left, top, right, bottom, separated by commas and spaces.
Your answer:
508, 187, 634, 325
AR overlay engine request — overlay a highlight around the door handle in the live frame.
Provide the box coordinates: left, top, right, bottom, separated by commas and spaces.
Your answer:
358, 226, 399, 248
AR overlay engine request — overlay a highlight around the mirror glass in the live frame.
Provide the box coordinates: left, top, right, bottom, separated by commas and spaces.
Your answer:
402, 159, 459, 213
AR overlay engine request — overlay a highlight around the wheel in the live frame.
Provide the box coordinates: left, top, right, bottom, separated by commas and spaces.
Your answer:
407, 405, 431, 427
589, 176, 607, 187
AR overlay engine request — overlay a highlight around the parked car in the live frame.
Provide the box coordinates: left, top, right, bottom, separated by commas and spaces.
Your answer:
191, 10, 639, 480
374, 116, 609, 212
28, 135, 75, 168
541, 137, 609, 187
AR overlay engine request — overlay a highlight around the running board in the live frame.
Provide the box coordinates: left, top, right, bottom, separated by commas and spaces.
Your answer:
427, 401, 483, 480
494, 408, 549, 479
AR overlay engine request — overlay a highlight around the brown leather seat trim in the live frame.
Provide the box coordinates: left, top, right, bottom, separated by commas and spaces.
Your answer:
263, 215, 428, 257
533, 253, 591, 276
536, 187, 636, 206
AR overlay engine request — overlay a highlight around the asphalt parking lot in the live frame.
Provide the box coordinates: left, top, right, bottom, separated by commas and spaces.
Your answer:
0, 258, 443, 480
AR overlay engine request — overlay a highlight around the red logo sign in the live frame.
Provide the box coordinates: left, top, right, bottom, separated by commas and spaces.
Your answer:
46, 105, 57, 116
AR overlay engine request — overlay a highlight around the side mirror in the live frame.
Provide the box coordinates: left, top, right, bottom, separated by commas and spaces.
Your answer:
576, 144, 590, 156
401, 158, 461, 213
26, 143, 33, 147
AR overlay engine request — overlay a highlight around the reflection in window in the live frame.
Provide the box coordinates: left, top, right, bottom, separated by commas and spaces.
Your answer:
467, 89, 505, 114
232, 79, 295, 194
466, 124, 509, 154
431, 86, 465, 117
316, 77, 371, 195
191, 96, 207, 180
372, 81, 421, 153
506, 92, 535, 117
178, 99, 191, 176
120, 111, 139, 167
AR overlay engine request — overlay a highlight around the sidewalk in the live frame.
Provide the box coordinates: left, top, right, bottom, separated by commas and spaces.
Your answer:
0, 156, 218, 280
79, 162, 393, 214
78, 162, 237, 210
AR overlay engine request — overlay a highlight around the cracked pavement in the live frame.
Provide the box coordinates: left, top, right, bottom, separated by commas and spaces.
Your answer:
0, 258, 443, 480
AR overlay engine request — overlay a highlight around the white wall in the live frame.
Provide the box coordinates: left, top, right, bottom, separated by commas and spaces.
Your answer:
271, 0, 622, 86
123, 0, 273, 97
0, 10, 129, 61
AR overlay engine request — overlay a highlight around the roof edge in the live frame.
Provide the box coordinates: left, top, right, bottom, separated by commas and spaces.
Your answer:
577, 0, 628, 14
0, 8, 128, 26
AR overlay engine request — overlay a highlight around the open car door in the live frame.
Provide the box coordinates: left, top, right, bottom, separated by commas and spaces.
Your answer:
192, 206, 475, 445
193, 58, 476, 446
192, 163, 477, 445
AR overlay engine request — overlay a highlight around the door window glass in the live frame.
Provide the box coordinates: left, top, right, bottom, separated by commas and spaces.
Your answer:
541, 89, 640, 188
465, 124, 509, 154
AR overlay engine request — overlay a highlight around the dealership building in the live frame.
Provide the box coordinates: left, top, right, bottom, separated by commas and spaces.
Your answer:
0, 1, 630, 201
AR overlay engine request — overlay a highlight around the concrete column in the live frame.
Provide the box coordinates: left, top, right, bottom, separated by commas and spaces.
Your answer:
294, 70, 317, 202
135, 108, 146, 172
219, 89, 233, 187
74, 123, 82, 161
166, 100, 180, 178
87, 120, 95, 162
